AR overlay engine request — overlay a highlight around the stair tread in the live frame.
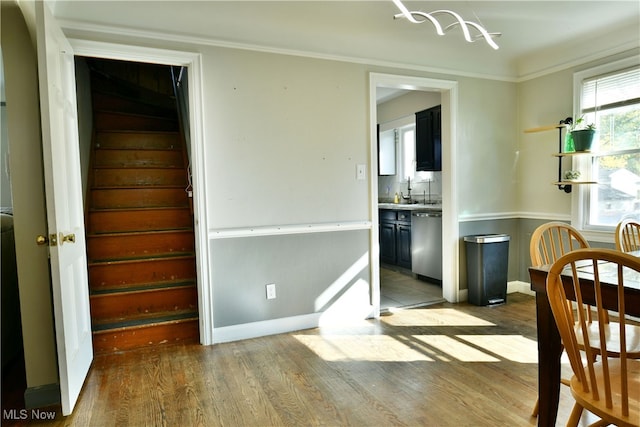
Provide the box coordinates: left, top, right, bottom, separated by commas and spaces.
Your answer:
89, 206, 190, 212
92, 309, 198, 332
88, 228, 193, 238
96, 129, 179, 135
91, 184, 187, 190
90, 280, 196, 296
96, 146, 184, 154
95, 108, 179, 121
89, 229, 193, 237
89, 251, 196, 265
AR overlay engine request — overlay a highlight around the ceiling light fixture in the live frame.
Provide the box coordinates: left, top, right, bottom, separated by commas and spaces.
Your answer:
392, 0, 501, 50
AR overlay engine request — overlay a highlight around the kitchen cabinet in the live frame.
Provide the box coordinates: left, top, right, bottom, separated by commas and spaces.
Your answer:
416, 105, 441, 171
379, 209, 411, 269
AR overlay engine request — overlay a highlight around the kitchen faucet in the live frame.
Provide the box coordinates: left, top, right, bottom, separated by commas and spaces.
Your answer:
400, 177, 412, 202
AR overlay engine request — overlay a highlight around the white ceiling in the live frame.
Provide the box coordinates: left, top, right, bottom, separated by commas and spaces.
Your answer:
54, 1, 639, 81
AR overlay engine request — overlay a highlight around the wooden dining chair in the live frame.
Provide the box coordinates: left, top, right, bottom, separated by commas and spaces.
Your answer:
529, 221, 590, 417
530, 221, 590, 267
546, 248, 640, 427
615, 218, 640, 253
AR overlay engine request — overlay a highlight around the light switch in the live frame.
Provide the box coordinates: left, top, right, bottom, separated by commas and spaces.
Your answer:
356, 164, 366, 180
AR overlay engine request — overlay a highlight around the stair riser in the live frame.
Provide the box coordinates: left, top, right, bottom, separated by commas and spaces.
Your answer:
92, 319, 199, 354
89, 257, 196, 289
90, 73, 175, 111
88, 231, 195, 260
96, 131, 180, 150
91, 188, 189, 209
92, 92, 177, 119
95, 112, 178, 132
90, 286, 198, 322
87, 208, 193, 233
93, 168, 187, 188
94, 149, 183, 169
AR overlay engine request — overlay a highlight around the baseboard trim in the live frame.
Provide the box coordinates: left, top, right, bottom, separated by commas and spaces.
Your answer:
24, 383, 60, 409
508, 280, 535, 296
213, 313, 324, 344
213, 306, 378, 344
213, 283, 533, 344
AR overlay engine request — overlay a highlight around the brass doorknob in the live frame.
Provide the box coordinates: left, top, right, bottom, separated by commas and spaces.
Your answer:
36, 234, 58, 246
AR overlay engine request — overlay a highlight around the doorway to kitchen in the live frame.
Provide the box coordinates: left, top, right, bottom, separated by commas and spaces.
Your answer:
369, 73, 459, 315
376, 88, 445, 311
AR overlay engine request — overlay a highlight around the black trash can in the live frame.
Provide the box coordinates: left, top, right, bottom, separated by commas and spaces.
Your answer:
464, 234, 510, 306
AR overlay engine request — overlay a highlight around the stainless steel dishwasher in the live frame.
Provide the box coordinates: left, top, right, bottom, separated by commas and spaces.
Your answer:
411, 211, 442, 282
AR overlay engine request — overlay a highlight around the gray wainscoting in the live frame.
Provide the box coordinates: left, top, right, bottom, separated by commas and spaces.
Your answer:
210, 229, 371, 328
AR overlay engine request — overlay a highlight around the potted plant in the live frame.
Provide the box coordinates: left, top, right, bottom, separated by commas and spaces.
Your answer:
563, 169, 581, 181
570, 116, 596, 151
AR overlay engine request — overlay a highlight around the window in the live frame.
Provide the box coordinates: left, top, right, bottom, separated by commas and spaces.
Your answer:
574, 57, 640, 233
398, 124, 415, 183
379, 115, 432, 185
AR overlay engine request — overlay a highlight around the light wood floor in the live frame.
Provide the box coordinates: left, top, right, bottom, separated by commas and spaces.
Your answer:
4, 293, 605, 426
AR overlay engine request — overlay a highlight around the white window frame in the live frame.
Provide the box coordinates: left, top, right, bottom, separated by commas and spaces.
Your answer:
398, 123, 416, 183
572, 55, 640, 242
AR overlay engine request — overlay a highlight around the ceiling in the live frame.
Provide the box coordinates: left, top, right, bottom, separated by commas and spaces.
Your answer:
54, 1, 639, 81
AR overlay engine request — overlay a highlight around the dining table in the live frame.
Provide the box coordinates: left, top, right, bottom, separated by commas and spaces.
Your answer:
528, 250, 640, 427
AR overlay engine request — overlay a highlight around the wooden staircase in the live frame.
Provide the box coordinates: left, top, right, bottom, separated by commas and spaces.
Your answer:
85, 63, 199, 354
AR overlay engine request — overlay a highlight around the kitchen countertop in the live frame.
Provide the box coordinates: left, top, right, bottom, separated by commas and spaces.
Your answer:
378, 202, 442, 211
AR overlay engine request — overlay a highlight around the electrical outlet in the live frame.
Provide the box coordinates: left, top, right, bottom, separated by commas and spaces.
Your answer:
266, 283, 277, 300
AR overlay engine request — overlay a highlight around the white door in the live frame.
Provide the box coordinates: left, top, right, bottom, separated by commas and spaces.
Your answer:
35, 1, 93, 415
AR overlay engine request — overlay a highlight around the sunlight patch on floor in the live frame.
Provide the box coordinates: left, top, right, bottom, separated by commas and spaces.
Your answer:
456, 335, 539, 363
292, 332, 537, 363
380, 308, 496, 327
293, 334, 434, 362
412, 335, 501, 362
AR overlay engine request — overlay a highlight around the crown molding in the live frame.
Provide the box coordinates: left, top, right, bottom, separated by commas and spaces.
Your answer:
516, 41, 640, 83
60, 16, 638, 83
59, 18, 520, 83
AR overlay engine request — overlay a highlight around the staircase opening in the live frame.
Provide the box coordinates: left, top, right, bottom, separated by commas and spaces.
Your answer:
76, 57, 199, 354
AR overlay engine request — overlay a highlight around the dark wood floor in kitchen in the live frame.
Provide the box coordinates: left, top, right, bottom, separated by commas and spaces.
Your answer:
380, 265, 445, 311
2, 293, 605, 426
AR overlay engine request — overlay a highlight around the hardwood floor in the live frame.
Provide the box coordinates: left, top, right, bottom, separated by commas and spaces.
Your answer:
380, 265, 444, 311
2, 293, 606, 426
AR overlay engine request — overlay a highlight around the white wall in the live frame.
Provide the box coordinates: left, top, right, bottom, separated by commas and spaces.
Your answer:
377, 90, 441, 125
455, 77, 518, 218
518, 70, 573, 218
203, 48, 370, 229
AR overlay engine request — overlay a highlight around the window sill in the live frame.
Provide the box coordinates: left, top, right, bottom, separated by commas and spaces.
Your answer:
578, 228, 615, 245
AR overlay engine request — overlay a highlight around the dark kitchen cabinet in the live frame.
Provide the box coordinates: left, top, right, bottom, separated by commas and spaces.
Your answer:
416, 105, 442, 171
379, 221, 396, 265
379, 209, 411, 269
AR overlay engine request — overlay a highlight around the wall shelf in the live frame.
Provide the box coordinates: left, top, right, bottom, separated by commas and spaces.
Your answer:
524, 117, 598, 193
552, 151, 593, 157
552, 181, 598, 186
